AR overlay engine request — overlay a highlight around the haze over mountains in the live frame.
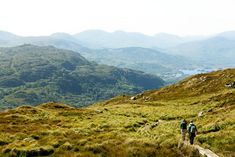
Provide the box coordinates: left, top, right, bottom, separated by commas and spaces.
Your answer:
167, 35, 235, 66
0, 30, 235, 83
75, 30, 193, 49
0, 29, 207, 49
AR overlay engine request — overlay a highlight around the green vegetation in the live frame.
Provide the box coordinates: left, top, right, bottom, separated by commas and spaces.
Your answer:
0, 102, 199, 157
0, 44, 164, 109
0, 68, 234, 156
79, 47, 196, 83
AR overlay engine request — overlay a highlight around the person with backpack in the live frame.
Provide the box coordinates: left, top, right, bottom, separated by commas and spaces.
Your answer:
180, 119, 187, 141
188, 120, 197, 145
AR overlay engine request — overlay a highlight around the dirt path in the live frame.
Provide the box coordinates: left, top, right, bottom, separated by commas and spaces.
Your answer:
183, 141, 219, 157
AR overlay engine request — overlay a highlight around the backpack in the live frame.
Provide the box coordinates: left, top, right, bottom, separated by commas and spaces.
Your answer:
190, 125, 196, 133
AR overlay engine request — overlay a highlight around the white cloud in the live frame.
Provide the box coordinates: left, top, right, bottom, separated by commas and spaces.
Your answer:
0, 0, 234, 36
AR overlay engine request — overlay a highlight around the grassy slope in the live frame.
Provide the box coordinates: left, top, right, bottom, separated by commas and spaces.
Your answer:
0, 69, 235, 157
0, 102, 199, 157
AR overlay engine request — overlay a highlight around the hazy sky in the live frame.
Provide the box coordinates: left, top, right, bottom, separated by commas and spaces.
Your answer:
0, 0, 234, 36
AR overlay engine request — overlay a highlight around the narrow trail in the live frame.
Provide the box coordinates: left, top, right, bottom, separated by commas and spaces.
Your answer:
182, 141, 219, 157
136, 120, 219, 157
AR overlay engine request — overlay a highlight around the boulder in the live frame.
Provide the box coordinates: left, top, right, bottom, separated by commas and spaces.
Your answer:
225, 82, 235, 88
207, 109, 213, 112
198, 111, 203, 117
130, 96, 137, 100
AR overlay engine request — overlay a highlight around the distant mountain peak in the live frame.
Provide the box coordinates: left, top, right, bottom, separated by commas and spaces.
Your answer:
51, 32, 72, 37
216, 30, 235, 40
154, 32, 180, 38
0, 30, 20, 40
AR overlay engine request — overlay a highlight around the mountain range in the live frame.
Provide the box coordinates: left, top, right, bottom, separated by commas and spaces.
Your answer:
0, 30, 235, 83
74, 30, 197, 49
0, 44, 164, 109
0, 30, 206, 49
80, 47, 198, 82
167, 36, 235, 66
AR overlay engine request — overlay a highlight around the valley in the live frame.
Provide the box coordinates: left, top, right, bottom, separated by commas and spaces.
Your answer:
1, 30, 235, 83
0, 45, 164, 109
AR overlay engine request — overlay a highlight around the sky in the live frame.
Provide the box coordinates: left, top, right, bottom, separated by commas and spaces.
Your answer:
0, 0, 235, 36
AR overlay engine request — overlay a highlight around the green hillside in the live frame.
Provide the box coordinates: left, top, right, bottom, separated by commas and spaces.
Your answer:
80, 47, 197, 83
0, 45, 164, 109
106, 68, 235, 156
0, 69, 234, 157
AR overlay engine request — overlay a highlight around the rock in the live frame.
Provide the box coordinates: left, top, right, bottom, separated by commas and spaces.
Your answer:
23, 137, 35, 143
143, 96, 150, 101
199, 76, 207, 82
198, 111, 203, 117
225, 84, 232, 88
130, 96, 137, 100
96, 110, 103, 113
144, 124, 150, 131
150, 122, 158, 129
225, 82, 235, 88
207, 109, 213, 112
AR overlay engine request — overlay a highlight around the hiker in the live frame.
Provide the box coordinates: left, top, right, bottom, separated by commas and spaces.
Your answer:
188, 120, 197, 145
180, 119, 187, 141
